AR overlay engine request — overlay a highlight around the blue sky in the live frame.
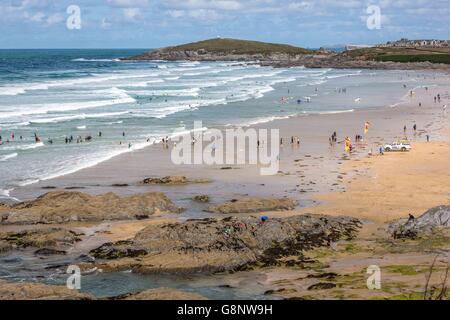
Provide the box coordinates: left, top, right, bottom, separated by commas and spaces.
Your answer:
0, 0, 449, 49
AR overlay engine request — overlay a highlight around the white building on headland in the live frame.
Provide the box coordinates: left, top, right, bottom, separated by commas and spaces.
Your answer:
377, 38, 450, 48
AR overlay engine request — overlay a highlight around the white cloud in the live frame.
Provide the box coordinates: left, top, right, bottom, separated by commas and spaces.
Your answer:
287, 2, 311, 11
188, 9, 220, 20
101, 17, 112, 29
25, 11, 63, 26
167, 10, 186, 19
29, 11, 45, 23
123, 7, 143, 21
164, 0, 244, 11
45, 13, 64, 25
107, 0, 149, 8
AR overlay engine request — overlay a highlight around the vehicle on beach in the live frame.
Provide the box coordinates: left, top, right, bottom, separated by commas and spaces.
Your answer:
383, 141, 412, 152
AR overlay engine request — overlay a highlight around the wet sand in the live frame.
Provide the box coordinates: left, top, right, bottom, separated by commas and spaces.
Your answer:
11, 77, 450, 225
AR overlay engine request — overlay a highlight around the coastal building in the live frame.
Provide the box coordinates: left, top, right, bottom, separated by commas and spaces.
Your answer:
378, 38, 450, 48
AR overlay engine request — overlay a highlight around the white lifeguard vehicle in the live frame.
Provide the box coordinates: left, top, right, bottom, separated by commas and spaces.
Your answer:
383, 140, 412, 152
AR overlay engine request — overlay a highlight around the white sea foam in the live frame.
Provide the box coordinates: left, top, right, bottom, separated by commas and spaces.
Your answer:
315, 109, 355, 115
236, 115, 294, 127
0, 153, 18, 161
0, 72, 163, 96
28, 111, 128, 125
178, 61, 200, 67
131, 87, 201, 97
72, 58, 119, 62
0, 188, 19, 201
1, 142, 44, 151
0, 88, 135, 120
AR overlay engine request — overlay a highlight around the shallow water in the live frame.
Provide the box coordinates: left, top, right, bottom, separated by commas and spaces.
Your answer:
0, 249, 269, 299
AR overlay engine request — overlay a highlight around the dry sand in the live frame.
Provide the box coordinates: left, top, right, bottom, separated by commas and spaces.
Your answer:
304, 138, 450, 222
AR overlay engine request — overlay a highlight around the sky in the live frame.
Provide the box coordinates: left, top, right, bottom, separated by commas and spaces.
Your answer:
0, 0, 449, 49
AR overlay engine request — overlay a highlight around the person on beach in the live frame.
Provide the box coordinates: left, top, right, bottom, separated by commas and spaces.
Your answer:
98, 131, 102, 137
413, 124, 417, 133
426, 135, 430, 142
122, 131, 125, 137
403, 125, 407, 134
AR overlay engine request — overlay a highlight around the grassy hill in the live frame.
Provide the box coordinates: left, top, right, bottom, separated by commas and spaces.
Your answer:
168, 38, 314, 55
344, 46, 450, 64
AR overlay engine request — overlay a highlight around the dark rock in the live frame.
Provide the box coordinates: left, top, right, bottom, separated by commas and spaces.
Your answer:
91, 214, 361, 274
389, 205, 450, 239
34, 248, 67, 256
142, 176, 210, 185
192, 195, 210, 203
306, 272, 338, 280
307, 282, 336, 290
90, 241, 147, 259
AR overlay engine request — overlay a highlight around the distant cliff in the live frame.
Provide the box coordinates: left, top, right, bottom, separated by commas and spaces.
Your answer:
123, 38, 450, 71
122, 38, 318, 63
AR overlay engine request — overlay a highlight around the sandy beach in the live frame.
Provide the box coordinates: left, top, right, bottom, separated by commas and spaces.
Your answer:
11, 76, 450, 222
2, 70, 449, 300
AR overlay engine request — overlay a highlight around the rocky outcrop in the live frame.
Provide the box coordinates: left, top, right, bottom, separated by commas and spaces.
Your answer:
142, 176, 210, 185
89, 214, 361, 274
205, 198, 296, 214
0, 191, 181, 225
123, 46, 450, 71
0, 228, 81, 254
389, 205, 450, 239
193, 195, 210, 203
0, 280, 94, 300
115, 288, 208, 300
125, 48, 313, 64
266, 55, 450, 71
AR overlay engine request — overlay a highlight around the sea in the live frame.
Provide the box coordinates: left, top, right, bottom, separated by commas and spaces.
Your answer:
0, 49, 439, 200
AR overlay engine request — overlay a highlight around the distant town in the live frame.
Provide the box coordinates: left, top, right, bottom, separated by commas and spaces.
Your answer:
345, 38, 450, 51
378, 38, 450, 48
